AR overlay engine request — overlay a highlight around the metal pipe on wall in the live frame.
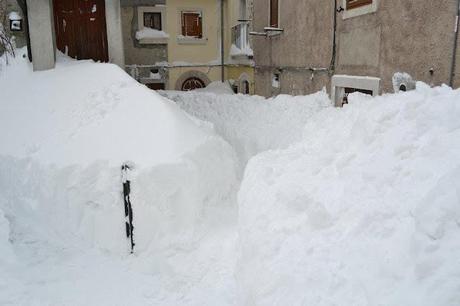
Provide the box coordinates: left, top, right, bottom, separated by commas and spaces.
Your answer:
221, 0, 225, 82
450, 0, 460, 87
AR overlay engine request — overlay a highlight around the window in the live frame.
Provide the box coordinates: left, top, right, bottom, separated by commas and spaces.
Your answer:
331, 75, 380, 107
343, 0, 377, 19
269, 0, 279, 28
182, 77, 205, 91
181, 11, 203, 38
136, 6, 167, 44
346, 0, 373, 10
144, 12, 162, 30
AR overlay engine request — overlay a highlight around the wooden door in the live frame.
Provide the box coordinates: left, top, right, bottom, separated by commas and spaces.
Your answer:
54, 0, 108, 62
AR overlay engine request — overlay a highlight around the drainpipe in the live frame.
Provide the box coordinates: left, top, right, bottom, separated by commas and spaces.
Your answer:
450, 0, 460, 87
329, 0, 338, 74
16, 0, 32, 62
220, 0, 225, 82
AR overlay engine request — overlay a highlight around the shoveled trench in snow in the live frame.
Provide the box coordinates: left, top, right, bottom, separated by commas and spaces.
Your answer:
1, 48, 460, 306
161, 88, 332, 170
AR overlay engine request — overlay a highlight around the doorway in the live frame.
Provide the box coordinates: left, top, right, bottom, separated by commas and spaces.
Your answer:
53, 0, 109, 62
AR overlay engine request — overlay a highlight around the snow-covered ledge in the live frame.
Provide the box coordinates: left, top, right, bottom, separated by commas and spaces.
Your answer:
342, 0, 378, 19
331, 74, 380, 106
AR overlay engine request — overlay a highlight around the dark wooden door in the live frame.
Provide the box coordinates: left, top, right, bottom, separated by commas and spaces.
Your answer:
54, 0, 108, 62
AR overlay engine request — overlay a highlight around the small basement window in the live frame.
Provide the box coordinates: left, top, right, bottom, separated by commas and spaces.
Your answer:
331, 75, 380, 107
346, 0, 373, 10
181, 11, 203, 38
343, 0, 377, 19
342, 87, 373, 106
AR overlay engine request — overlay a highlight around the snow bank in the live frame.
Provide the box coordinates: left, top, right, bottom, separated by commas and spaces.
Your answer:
238, 84, 460, 305
194, 81, 236, 95
163, 90, 332, 168
0, 49, 239, 305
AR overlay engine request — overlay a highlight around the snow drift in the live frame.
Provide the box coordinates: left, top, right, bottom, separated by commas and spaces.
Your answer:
238, 84, 460, 305
163, 89, 331, 168
0, 50, 239, 305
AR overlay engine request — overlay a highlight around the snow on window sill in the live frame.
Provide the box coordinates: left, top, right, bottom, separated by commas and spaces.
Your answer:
138, 38, 169, 45
342, 0, 378, 19
176, 36, 208, 45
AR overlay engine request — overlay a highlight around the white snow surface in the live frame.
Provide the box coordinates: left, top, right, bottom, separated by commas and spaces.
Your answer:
162, 89, 331, 168
135, 28, 169, 40
1, 48, 460, 306
0, 49, 239, 305
237, 86, 460, 305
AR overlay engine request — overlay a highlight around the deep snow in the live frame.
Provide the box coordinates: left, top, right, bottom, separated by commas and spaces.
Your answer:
1, 49, 460, 306
237, 86, 460, 306
162, 88, 331, 168
0, 50, 240, 305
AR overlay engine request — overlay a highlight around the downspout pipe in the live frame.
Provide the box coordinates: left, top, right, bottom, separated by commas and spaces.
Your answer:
16, 0, 32, 62
221, 0, 225, 82
329, 0, 338, 75
450, 0, 460, 87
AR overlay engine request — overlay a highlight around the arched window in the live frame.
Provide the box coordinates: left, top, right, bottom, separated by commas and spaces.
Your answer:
241, 80, 250, 94
181, 77, 205, 91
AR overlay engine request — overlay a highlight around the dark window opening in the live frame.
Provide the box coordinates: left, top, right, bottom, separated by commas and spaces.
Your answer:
241, 80, 250, 94
342, 87, 373, 106
146, 83, 165, 90
399, 84, 407, 92
144, 12, 162, 30
269, 0, 279, 28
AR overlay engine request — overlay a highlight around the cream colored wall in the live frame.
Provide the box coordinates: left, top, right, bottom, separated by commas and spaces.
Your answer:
166, 0, 220, 63
164, 0, 255, 91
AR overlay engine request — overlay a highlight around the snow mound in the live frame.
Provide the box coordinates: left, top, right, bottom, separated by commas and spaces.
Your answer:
195, 81, 236, 95
0, 49, 239, 305
238, 85, 460, 305
163, 90, 332, 168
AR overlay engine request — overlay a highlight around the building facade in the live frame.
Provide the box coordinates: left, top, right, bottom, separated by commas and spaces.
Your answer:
6, 0, 254, 94
250, 0, 460, 105
121, 0, 255, 93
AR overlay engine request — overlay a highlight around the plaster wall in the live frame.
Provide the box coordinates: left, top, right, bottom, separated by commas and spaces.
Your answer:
120, 6, 167, 65
251, 0, 460, 97
166, 0, 221, 64
26, 0, 55, 71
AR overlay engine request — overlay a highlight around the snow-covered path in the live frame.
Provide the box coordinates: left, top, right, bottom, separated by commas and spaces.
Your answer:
162, 89, 331, 170
1, 51, 460, 306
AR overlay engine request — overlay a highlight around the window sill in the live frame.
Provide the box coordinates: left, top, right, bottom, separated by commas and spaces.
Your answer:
342, 0, 378, 19
176, 37, 208, 45
137, 38, 169, 45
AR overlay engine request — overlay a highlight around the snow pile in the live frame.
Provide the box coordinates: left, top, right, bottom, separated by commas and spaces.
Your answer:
194, 81, 235, 95
0, 49, 239, 305
230, 44, 254, 57
135, 27, 169, 40
163, 90, 332, 167
238, 84, 460, 305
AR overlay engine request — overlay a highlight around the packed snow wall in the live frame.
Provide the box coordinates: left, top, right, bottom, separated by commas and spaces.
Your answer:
0, 50, 239, 257
237, 84, 460, 306
162, 90, 332, 169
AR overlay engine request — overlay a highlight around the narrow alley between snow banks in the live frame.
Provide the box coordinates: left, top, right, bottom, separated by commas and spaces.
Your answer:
1, 50, 460, 306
